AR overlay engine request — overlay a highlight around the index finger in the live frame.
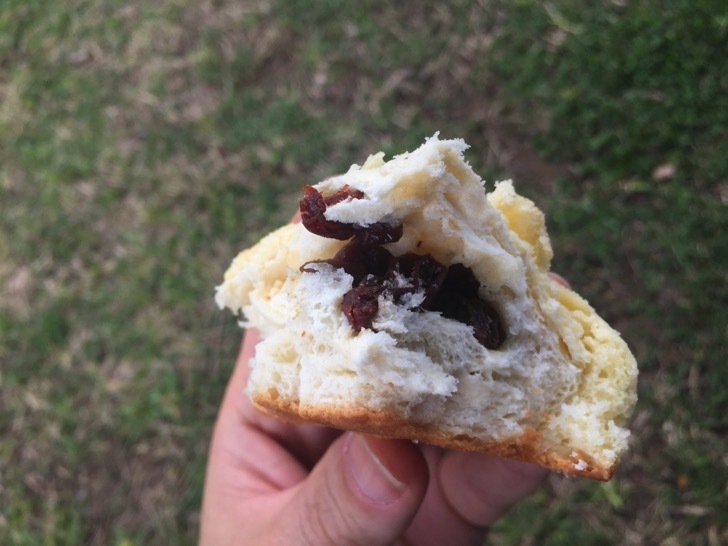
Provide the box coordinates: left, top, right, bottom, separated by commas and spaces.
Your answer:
438, 451, 548, 528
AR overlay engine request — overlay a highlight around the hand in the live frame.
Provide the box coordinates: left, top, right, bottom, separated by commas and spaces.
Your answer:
199, 327, 548, 545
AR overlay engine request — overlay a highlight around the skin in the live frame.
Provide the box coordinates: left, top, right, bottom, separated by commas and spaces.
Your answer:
199, 213, 569, 545
199, 328, 549, 546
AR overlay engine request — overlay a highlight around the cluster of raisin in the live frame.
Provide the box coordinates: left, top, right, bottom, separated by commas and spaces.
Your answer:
299, 186, 506, 350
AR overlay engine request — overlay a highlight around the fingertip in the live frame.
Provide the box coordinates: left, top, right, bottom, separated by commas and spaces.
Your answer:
548, 272, 571, 288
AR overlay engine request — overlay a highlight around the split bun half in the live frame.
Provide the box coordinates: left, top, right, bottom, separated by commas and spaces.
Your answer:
216, 135, 638, 480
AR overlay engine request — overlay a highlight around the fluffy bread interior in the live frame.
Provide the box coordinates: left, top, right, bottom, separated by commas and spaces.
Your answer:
215, 135, 638, 479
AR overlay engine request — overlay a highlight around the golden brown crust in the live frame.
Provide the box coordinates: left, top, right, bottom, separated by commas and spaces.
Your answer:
223, 142, 636, 481
252, 391, 615, 481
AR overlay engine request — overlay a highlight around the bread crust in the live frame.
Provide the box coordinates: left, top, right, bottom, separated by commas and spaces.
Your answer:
218, 136, 637, 480
252, 391, 615, 480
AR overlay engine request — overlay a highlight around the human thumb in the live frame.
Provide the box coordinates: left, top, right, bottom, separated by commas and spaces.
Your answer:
279, 432, 428, 545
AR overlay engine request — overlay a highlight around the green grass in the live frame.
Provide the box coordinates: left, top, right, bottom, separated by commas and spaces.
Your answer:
1, 0, 726, 544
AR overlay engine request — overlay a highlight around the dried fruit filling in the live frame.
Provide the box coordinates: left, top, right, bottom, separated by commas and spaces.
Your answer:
299, 186, 506, 350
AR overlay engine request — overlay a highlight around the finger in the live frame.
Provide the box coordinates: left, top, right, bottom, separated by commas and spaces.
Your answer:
405, 446, 489, 545
438, 452, 548, 528
279, 433, 428, 546
548, 272, 571, 288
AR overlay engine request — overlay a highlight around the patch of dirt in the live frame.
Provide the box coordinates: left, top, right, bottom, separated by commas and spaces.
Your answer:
481, 119, 572, 195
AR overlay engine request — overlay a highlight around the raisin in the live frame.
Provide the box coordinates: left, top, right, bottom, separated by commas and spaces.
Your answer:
432, 266, 506, 350
441, 263, 480, 294
299, 185, 403, 244
394, 253, 448, 307
353, 222, 403, 246
296, 185, 506, 349
335, 242, 393, 284
300, 185, 358, 240
467, 299, 507, 350
342, 283, 385, 331
324, 184, 364, 206
300, 240, 394, 284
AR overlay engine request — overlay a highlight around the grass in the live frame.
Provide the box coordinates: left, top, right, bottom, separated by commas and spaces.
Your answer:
1, 0, 726, 544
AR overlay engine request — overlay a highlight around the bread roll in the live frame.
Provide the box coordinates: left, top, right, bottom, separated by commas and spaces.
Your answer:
215, 134, 638, 480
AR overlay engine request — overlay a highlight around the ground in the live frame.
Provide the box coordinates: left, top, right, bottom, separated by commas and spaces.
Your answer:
1, 1, 726, 544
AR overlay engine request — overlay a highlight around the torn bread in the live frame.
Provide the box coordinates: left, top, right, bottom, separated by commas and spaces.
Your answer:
215, 134, 638, 480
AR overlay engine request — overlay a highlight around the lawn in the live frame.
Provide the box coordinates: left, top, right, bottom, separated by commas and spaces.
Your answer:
1, 1, 726, 544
